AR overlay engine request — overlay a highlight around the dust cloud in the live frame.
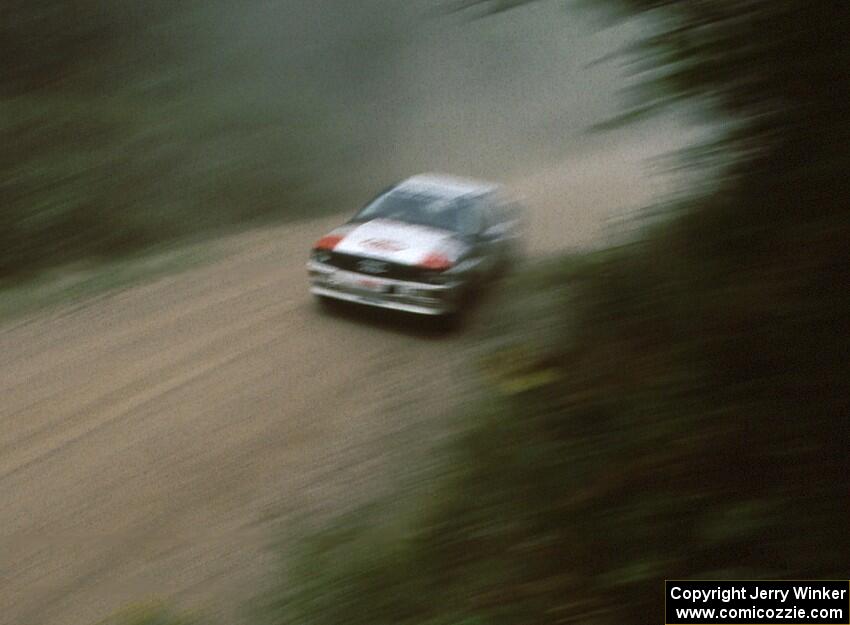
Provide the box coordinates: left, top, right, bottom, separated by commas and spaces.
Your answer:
185, 0, 694, 214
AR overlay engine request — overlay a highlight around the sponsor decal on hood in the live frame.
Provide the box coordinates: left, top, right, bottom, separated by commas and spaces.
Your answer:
334, 219, 465, 265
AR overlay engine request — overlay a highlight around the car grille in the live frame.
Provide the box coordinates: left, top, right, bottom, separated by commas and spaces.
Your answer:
327, 252, 429, 282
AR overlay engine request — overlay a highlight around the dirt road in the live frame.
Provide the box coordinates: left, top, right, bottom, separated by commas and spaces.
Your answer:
0, 154, 661, 625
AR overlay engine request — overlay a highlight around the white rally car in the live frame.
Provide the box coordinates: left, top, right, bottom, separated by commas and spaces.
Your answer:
307, 173, 522, 320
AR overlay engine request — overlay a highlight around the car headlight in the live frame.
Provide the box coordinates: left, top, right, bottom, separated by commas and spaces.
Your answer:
311, 249, 332, 263
425, 271, 457, 286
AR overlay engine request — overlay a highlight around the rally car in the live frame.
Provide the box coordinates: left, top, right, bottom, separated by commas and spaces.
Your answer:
307, 173, 522, 320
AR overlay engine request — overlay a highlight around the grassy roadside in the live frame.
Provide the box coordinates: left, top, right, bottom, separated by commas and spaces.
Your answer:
0, 204, 348, 327
0, 237, 216, 327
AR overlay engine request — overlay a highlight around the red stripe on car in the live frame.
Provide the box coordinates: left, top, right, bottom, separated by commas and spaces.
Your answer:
419, 253, 453, 271
314, 234, 345, 251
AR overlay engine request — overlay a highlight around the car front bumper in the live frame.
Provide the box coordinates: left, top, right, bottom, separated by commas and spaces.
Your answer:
307, 260, 463, 316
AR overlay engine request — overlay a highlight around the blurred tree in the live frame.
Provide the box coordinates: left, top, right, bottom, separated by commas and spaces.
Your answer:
457, 0, 850, 211
0, 0, 373, 284
460, 0, 850, 603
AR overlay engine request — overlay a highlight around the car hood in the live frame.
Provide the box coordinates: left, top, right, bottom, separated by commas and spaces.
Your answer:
334, 219, 466, 265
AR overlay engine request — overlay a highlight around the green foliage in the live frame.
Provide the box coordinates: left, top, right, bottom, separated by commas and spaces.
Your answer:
0, 1, 378, 286
256, 511, 461, 625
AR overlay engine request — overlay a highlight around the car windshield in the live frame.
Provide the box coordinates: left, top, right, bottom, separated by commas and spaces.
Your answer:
353, 190, 476, 234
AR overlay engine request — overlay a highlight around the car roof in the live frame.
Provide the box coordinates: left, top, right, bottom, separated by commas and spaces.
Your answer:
394, 173, 499, 198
